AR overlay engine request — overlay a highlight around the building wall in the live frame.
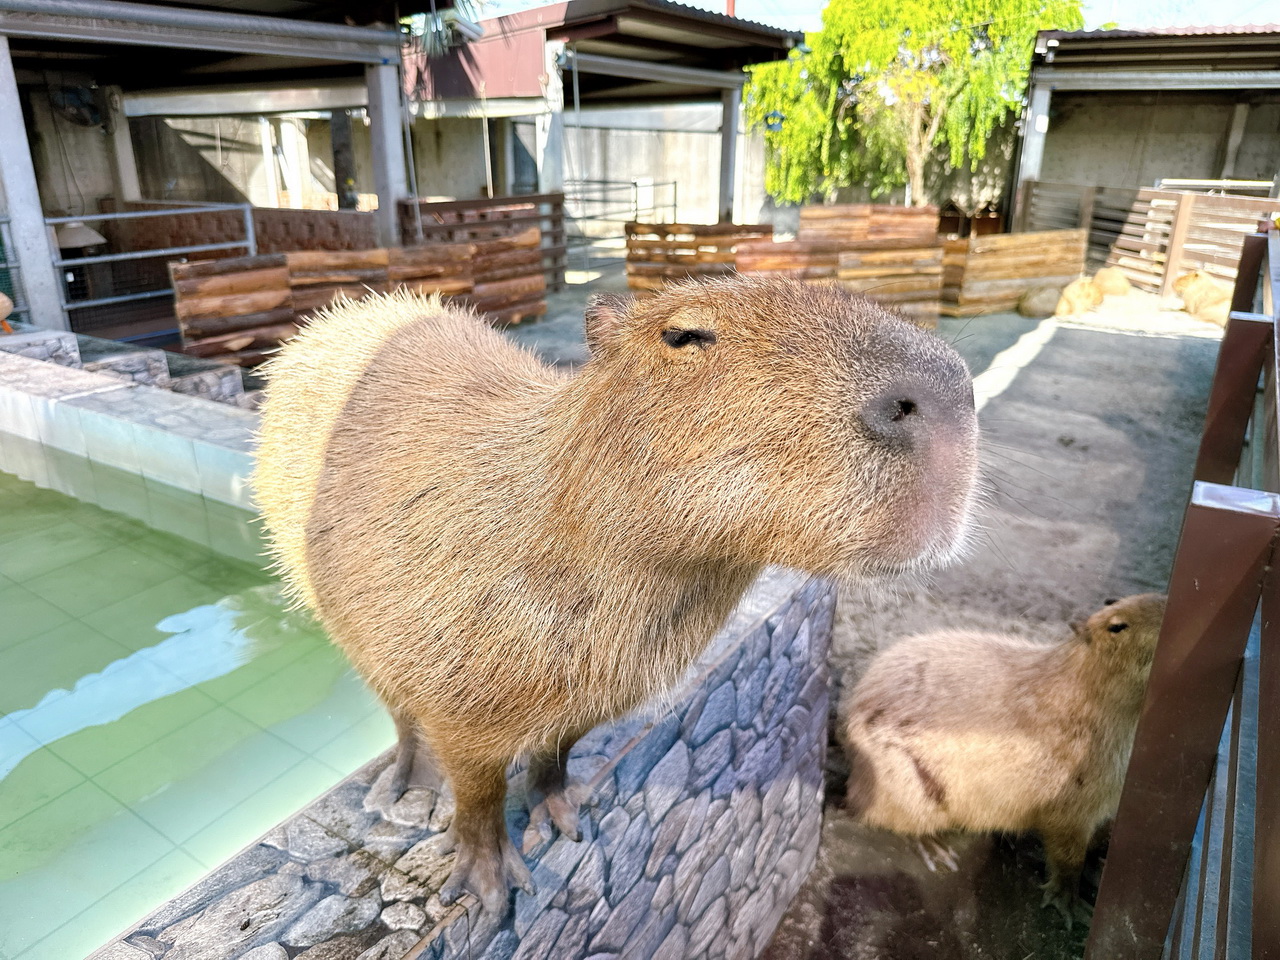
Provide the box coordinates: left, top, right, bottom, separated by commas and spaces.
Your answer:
24, 86, 115, 217
1040, 91, 1280, 188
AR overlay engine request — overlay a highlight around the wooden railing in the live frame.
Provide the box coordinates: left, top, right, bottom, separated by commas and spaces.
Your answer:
1085, 225, 1280, 960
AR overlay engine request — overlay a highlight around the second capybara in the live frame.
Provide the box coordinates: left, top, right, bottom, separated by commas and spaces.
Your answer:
843, 593, 1167, 922
1092, 267, 1131, 297
1174, 270, 1232, 325
255, 277, 980, 914
1054, 277, 1103, 316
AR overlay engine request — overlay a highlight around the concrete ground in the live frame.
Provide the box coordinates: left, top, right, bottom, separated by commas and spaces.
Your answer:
500, 271, 1224, 959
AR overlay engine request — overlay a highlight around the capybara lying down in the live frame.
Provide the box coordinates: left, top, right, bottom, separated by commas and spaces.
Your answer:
1174, 270, 1232, 325
843, 594, 1167, 924
255, 277, 980, 914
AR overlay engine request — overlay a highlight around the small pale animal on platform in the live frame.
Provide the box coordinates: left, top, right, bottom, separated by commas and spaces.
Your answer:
254, 277, 980, 917
1174, 270, 1232, 326
1054, 277, 1103, 316
843, 593, 1167, 924
1091, 267, 1131, 297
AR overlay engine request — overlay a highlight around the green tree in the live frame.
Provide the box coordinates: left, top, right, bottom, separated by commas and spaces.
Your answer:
745, 0, 1084, 206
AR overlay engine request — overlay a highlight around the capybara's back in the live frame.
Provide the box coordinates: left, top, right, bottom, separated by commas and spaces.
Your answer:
256, 277, 981, 913
255, 293, 553, 613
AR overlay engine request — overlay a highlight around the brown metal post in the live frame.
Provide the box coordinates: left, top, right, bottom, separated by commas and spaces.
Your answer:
1086, 482, 1280, 960
1255, 563, 1280, 958
1193, 309, 1273, 485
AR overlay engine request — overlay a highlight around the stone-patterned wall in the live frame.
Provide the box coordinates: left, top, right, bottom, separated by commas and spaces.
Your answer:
89, 570, 836, 960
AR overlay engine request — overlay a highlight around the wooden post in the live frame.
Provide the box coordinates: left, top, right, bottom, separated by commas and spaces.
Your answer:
1161, 192, 1196, 297
1079, 185, 1097, 236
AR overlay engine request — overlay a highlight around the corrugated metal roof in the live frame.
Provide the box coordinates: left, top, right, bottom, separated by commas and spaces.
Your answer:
1041, 24, 1280, 41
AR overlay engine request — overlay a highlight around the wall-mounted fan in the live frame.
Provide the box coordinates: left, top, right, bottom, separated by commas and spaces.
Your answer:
50, 85, 103, 128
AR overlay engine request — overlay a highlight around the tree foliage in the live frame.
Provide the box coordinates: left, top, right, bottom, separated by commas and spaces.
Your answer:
745, 0, 1084, 205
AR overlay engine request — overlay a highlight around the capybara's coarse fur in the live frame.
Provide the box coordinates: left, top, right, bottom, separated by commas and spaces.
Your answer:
1092, 267, 1131, 297
1054, 277, 1103, 316
843, 593, 1166, 919
255, 278, 980, 914
1174, 270, 1232, 325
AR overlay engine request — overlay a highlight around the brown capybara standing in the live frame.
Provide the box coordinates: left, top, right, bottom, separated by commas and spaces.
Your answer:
843, 593, 1167, 924
255, 277, 980, 914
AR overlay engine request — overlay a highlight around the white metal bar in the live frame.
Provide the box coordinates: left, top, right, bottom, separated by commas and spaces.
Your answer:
1035, 68, 1280, 91
55, 240, 249, 267
0, 0, 400, 62
564, 50, 747, 89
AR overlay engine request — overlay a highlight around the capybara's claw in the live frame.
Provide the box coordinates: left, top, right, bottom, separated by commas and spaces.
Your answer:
915, 836, 959, 873
529, 786, 583, 842
1040, 877, 1091, 931
438, 834, 534, 914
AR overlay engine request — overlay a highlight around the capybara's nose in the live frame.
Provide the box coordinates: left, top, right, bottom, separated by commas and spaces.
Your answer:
859, 375, 972, 444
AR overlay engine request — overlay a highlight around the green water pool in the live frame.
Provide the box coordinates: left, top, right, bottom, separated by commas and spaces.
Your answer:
0, 434, 393, 960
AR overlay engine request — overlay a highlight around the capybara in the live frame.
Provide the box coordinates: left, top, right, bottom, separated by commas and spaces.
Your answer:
843, 593, 1167, 923
1092, 267, 1131, 297
1054, 277, 1103, 316
255, 278, 980, 914
1174, 270, 1232, 325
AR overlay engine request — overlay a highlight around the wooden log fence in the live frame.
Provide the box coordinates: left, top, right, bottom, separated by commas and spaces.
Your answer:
399, 194, 566, 292
798, 203, 940, 242
941, 229, 1087, 316
171, 234, 546, 364
625, 222, 773, 296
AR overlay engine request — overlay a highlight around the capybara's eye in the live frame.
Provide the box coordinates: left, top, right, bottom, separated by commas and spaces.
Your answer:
662, 328, 717, 349
1108, 623, 1128, 633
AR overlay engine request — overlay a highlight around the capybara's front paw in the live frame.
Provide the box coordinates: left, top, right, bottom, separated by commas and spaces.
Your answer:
439, 834, 535, 915
1040, 874, 1092, 931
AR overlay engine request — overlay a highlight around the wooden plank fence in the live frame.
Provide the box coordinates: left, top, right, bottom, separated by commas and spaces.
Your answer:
941, 229, 1087, 316
1017, 180, 1280, 295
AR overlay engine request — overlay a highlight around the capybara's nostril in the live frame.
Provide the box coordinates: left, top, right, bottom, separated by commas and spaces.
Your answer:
861, 387, 928, 441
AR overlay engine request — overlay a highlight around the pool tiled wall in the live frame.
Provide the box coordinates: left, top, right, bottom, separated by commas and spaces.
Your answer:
0, 351, 256, 512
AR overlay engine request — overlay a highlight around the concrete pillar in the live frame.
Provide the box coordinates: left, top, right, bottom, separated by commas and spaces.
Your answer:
1219, 102, 1251, 180
365, 60, 409, 247
258, 116, 279, 207
1013, 83, 1052, 225
105, 86, 141, 202
0, 36, 67, 330
1017, 83, 1051, 183
536, 41, 565, 194
718, 86, 741, 223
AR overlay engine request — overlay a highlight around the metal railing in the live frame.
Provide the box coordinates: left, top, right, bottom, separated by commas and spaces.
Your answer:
563, 179, 678, 261
1085, 224, 1280, 959
47, 203, 256, 337
0, 216, 29, 323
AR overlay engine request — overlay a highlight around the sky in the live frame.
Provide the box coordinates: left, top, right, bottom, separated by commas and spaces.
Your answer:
480, 0, 1279, 35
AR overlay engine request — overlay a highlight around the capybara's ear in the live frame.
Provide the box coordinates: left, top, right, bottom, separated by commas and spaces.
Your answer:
1069, 619, 1087, 639
584, 293, 633, 356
